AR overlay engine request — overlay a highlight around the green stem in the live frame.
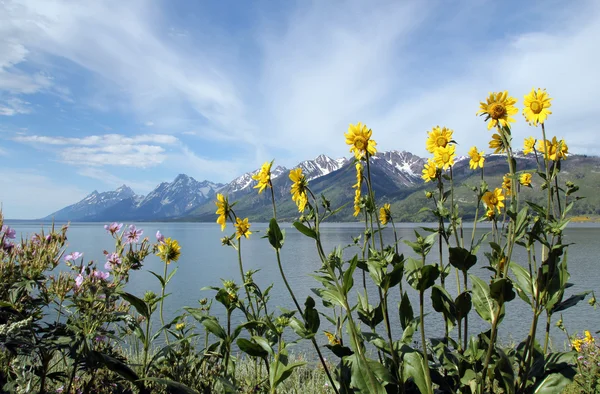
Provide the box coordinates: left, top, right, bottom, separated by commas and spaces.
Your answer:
541, 124, 552, 261
419, 290, 433, 394
543, 311, 551, 354
480, 308, 502, 393
237, 238, 257, 319
160, 260, 170, 345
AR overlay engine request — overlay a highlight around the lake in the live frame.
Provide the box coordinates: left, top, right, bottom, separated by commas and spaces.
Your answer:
5, 220, 599, 353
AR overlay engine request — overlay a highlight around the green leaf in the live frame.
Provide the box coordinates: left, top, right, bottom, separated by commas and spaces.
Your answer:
551, 291, 590, 313
448, 247, 477, 272
251, 336, 274, 357
532, 370, 576, 393
201, 317, 227, 340
399, 292, 414, 331
490, 278, 516, 304
165, 267, 178, 285
293, 221, 317, 239
92, 351, 140, 384
455, 291, 472, 322
143, 378, 201, 394
268, 218, 284, 250
148, 270, 166, 288
403, 351, 430, 394
273, 361, 307, 387
303, 296, 320, 334
342, 256, 358, 295
347, 354, 388, 394
470, 276, 496, 324
237, 338, 268, 358
431, 285, 457, 331
120, 292, 150, 320
494, 348, 515, 394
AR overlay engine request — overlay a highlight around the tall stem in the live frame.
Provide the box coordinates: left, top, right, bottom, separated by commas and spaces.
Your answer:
160, 261, 170, 345
419, 290, 433, 394
237, 239, 257, 319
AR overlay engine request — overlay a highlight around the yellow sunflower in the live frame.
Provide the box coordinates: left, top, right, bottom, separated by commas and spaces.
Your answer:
489, 133, 506, 154
235, 217, 252, 239
485, 208, 496, 220
477, 91, 518, 130
468, 146, 485, 170
379, 203, 391, 225
252, 161, 272, 194
156, 237, 181, 264
585, 330, 595, 344
555, 138, 568, 160
482, 188, 505, 213
538, 136, 567, 161
572, 338, 583, 352
289, 168, 309, 212
434, 145, 456, 170
426, 126, 453, 153
520, 173, 532, 187
215, 193, 231, 231
345, 122, 377, 159
421, 158, 438, 183
523, 88, 552, 126
523, 137, 536, 155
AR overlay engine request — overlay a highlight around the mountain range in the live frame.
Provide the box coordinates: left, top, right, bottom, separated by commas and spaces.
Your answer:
42, 151, 600, 222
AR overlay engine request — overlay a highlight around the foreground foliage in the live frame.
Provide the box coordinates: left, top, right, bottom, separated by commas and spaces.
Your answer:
1, 89, 598, 393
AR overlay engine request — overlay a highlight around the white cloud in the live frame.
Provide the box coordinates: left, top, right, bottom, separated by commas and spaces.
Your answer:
15, 133, 179, 168
144, 121, 154, 127
0, 0, 251, 141
0, 97, 31, 115
0, 169, 87, 219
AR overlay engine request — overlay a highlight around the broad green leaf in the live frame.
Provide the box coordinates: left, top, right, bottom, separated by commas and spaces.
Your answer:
268, 218, 284, 250
293, 221, 317, 239
490, 278, 516, 304
251, 336, 274, 357
303, 296, 320, 334
448, 247, 477, 272
399, 292, 414, 330
532, 370, 576, 393
201, 317, 227, 340
347, 354, 388, 394
120, 292, 150, 320
237, 338, 268, 358
551, 291, 590, 313
431, 285, 457, 332
403, 351, 430, 394
470, 275, 496, 325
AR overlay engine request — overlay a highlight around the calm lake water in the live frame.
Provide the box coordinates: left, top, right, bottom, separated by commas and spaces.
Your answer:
5, 221, 600, 352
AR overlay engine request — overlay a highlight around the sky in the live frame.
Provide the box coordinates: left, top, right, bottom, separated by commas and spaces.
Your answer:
1, 0, 599, 219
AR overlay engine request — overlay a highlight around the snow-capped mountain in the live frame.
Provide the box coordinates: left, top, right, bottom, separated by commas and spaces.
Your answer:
44, 185, 140, 221
132, 174, 223, 219
371, 151, 426, 186
297, 154, 348, 181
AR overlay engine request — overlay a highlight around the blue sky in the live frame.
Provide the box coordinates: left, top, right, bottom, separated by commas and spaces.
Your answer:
1, 0, 599, 219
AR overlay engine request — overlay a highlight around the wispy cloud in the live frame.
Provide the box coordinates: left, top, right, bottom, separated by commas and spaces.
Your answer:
0, 97, 32, 116
15, 133, 179, 168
